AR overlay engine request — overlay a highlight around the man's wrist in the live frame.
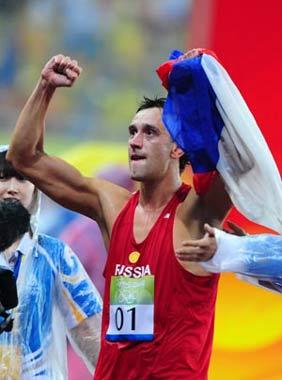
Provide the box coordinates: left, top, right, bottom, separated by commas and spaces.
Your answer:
38, 77, 56, 96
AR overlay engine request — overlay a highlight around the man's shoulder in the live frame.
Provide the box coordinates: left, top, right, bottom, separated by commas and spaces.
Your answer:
87, 178, 132, 220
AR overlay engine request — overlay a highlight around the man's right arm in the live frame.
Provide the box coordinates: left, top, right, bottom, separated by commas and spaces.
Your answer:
7, 55, 128, 236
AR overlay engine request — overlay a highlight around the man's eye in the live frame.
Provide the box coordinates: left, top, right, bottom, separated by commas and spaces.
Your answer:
146, 129, 155, 136
129, 129, 136, 136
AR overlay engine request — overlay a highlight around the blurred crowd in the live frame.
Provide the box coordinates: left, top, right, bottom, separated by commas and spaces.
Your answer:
0, 0, 192, 141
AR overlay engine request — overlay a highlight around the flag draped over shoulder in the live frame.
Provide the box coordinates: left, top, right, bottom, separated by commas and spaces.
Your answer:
156, 50, 282, 234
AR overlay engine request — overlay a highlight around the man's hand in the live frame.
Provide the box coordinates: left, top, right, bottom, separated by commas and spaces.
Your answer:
177, 48, 203, 62
177, 48, 218, 63
41, 54, 82, 88
176, 224, 217, 262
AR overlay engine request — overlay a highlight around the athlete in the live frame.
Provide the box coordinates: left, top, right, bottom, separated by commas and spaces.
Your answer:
7, 52, 241, 379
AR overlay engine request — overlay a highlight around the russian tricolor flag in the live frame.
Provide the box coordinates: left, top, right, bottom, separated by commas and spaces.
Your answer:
156, 50, 282, 233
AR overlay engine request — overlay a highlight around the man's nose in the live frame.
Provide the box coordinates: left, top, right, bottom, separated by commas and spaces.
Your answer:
130, 132, 143, 148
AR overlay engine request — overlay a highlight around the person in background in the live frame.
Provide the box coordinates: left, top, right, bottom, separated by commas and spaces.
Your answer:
0, 147, 102, 380
0, 199, 31, 334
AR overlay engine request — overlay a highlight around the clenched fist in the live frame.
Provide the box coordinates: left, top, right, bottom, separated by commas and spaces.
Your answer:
177, 48, 218, 62
41, 54, 82, 88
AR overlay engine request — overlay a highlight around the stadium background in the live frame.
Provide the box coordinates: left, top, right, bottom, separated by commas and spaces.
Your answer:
0, 0, 281, 379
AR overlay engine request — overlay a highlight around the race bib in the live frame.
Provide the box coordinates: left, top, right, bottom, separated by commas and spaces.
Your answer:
106, 275, 154, 341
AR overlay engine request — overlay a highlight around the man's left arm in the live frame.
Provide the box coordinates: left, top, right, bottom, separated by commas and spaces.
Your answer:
183, 173, 232, 240
178, 173, 232, 275
198, 173, 232, 229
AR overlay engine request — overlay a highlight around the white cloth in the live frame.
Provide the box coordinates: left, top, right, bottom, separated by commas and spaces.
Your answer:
202, 228, 282, 293
201, 54, 282, 234
199, 56, 282, 291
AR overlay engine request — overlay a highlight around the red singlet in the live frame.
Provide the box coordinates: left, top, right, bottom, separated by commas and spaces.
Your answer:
95, 184, 219, 380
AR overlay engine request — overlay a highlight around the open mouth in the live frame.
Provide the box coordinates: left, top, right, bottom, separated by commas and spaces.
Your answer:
131, 154, 146, 161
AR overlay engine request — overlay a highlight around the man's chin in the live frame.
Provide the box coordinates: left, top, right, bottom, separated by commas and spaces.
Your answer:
130, 168, 149, 181
129, 173, 143, 182
130, 172, 155, 183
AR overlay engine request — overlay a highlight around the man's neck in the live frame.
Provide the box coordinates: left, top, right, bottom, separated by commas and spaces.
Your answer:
139, 176, 182, 210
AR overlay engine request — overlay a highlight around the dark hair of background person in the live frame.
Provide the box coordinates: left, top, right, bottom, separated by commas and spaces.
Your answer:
0, 151, 26, 181
0, 200, 31, 251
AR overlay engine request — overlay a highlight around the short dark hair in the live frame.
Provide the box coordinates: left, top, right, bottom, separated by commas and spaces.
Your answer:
136, 96, 190, 173
136, 96, 166, 112
0, 199, 31, 251
0, 151, 26, 181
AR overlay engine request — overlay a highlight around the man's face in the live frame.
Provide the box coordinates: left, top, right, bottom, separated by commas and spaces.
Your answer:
0, 176, 35, 210
128, 107, 174, 181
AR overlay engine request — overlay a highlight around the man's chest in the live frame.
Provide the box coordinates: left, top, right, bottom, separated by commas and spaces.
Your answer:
132, 204, 190, 246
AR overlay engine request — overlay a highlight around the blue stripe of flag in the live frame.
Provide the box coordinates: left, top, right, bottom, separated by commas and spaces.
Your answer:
163, 54, 225, 173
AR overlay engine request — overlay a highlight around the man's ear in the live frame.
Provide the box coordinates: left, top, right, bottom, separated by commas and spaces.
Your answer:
171, 143, 184, 159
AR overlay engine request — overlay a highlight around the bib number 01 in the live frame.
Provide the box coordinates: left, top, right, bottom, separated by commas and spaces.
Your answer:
115, 307, 136, 331
106, 275, 154, 342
